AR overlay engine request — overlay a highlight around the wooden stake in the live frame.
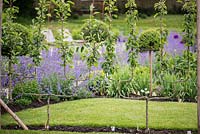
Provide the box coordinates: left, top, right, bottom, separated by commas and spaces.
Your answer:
197, 0, 200, 133
45, 97, 50, 130
149, 50, 153, 96
0, 99, 28, 130
144, 97, 150, 134
146, 97, 149, 130
0, 0, 3, 130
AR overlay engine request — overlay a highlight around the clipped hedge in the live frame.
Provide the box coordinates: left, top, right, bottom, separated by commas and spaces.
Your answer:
2, 22, 32, 57
81, 19, 110, 43
138, 29, 161, 52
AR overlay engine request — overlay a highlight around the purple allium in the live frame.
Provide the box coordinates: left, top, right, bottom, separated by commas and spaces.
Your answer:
174, 34, 179, 39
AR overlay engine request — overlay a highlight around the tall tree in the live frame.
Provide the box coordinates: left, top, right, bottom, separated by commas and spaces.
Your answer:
197, 0, 200, 133
0, 0, 2, 129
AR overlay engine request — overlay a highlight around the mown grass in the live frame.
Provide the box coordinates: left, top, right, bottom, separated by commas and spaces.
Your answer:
1, 98, 197, 130
15, 14, 184, 38
44, 14, 184, 36
0, 130, 116, 134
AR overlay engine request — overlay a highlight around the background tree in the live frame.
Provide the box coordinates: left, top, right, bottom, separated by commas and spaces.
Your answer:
138, 29, 161, 96
31, 0, 49, 69
102, 0, 118, 76
51, 0, 74, 76
2, 0, 32, 100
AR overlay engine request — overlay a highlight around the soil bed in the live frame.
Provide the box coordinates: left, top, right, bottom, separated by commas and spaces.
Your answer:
2, 125, 197, 134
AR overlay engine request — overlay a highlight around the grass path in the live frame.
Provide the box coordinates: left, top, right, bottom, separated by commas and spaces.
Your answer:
1, 98, 197, 130
44, 15, 184, 36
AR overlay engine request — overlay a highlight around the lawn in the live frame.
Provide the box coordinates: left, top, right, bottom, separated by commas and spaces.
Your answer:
1, 98, 197, 130
16, 14, 183, 37
44, 15, 184, 36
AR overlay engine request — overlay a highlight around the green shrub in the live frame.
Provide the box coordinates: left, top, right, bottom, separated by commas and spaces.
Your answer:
15, 98, 32, 106
131, 66, 151, 95
72, 30, 82, 40
81, 19, 110, 43
13, 80, 40, 103
40, 74, 73, 96
2, 22, 32, 57
138, 29, 161, 52
106, 67, 133, 97
88, 71, 108, 96
71, 13, 79, 19
160, 71, 197, 101
74, 88, 93, 100
138, 13, 148, 19
104, 66, 154, 97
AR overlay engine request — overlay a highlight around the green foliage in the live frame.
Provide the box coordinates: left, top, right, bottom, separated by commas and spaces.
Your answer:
81, 19, 110, 68
154, 0, 167, 18
138, 29, 161, 52
81, 19, 110, 43
160, 71, 197, 101
74, 88, 93, 100
52, 0, 74, 75
182, 0, 196, 47
154, 0, 168, 46
125, 0, 139, 68
51, 0, 73, 22
15, 98, 32, 106
31, 0, 49, 65
72, 30, 82, 40
80, 4, 114, 70
106, 67, 133, 97
2, 0, 32, 65
94, 66, 151, 98
154, 52, 197, 101
3, 0, 19, 22
131, 67, 150, 96
102, 0, 118, 75
2, 22, 32, 61
13, 80, 40, 106
40, 74, 73, 96
104, 0, 118, 24
88, 72, 108, 96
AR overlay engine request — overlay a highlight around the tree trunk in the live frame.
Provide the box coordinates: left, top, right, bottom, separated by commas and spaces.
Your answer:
0, 0, 3, 129
197, 0, 200, 133
0, 99, 28, 130
145, 97, 149, 131
149, 50, 152, 96
8, 59, 12, 101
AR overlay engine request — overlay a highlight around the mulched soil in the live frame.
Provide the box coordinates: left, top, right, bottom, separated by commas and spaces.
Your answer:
2, 125, 197, 134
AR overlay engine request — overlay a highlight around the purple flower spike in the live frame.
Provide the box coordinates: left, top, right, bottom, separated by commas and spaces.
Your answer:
174, 34, 179, 39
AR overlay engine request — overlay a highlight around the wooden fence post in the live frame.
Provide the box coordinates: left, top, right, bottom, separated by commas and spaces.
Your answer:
0, 99, 28, 130
45, 96, 50, 130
